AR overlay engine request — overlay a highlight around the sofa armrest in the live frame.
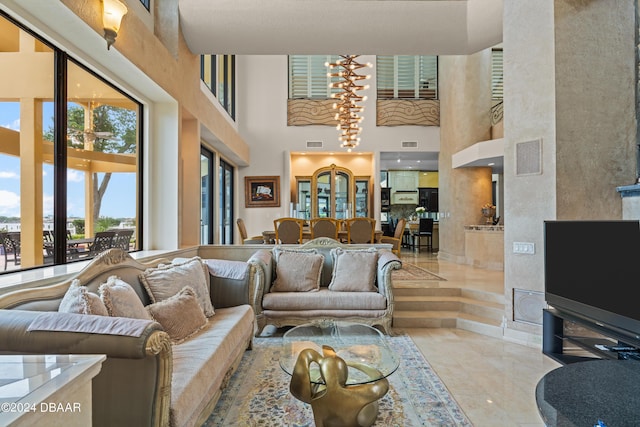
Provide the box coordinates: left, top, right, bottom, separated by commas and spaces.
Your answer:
247, 249, 273, 316
0, 309, 172, 427
376, 251, 402, 301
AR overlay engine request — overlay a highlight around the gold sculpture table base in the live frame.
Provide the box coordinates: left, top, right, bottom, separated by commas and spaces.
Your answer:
289, 345, 389, 427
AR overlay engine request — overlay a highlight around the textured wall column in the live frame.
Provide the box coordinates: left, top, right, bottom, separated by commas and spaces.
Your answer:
555, 0, 636, 219
438, 52, 493, 264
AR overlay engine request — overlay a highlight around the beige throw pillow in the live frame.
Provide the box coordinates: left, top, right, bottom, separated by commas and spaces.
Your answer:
328, 248, 378, 292
139, 257, 215, 317
59, 279, 108, 316
99, 276, 152, 320
271, 250, 324, 292
146, 286, 207, 344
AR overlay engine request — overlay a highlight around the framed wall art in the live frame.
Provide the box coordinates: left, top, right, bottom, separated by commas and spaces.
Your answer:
244, 176, 281, 207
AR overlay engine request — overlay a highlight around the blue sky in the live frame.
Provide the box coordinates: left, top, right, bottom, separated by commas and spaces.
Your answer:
0, 102, 136, 219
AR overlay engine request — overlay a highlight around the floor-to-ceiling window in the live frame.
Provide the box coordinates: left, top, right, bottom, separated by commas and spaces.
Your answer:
200, 147, 214, 244
219, 159, 234, 244
0, 12, 142, 273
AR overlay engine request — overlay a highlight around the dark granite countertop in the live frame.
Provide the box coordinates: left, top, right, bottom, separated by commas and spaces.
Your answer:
536, 359, 640, 427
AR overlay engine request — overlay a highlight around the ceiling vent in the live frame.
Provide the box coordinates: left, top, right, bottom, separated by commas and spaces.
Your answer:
306, 141, 323, 149
401, 141, 419, 149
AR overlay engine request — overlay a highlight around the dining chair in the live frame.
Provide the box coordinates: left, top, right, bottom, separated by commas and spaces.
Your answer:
236, 218, 264, 244
379, 218, 406, 256
412, 218, 434, 251
309, 217, 339, 240
273, 217, 305, 244
345, 217, 376, 244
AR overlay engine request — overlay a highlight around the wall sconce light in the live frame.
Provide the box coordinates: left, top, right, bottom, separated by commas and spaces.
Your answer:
102, 0, 128, 50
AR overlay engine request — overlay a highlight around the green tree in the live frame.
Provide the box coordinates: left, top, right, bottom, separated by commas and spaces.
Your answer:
44, 104, 137, 224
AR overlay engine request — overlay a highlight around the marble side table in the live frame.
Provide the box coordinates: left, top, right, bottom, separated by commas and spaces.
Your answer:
0, 354, 105, 427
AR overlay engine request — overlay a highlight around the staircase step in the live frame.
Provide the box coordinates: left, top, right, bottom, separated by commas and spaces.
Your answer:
395, 296, 504, 321
393, 310, 503, 337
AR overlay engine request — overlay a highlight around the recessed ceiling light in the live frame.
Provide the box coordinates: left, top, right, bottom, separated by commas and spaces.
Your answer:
397, 159, 401, 163
488, 162, 495, 166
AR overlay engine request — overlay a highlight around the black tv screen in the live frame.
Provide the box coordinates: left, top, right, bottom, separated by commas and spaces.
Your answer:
544, 220, 640, 341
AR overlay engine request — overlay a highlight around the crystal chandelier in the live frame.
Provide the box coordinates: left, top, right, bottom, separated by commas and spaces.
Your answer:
326, 55, 371, 152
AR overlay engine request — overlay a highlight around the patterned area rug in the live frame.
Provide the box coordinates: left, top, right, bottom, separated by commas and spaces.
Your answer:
392, 263, 446, 281
203, 335, 470, 426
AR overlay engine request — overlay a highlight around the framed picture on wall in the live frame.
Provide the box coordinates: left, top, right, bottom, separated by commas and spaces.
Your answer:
245, 176, 281, 207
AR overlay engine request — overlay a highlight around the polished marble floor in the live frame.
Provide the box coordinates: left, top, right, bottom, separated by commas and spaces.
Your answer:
395, 248, 560, 427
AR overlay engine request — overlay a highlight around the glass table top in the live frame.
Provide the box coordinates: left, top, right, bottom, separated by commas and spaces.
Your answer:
280, 321, 399, 385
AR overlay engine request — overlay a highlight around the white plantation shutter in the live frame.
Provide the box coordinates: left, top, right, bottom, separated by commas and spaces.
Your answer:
288, 55, 340, 99
377, 55, 438, 99
491, 49, 503, 100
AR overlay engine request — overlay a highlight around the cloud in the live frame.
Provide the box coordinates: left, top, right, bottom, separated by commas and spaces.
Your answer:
0, 171, 18, 179
2, 118, 20, 131
67, 169, 84, 183
0, 190, 20, 216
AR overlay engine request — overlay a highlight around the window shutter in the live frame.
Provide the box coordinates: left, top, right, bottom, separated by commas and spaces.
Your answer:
289, 55, 340, 99
377, 55, 438, 100
491, 49, 503, 100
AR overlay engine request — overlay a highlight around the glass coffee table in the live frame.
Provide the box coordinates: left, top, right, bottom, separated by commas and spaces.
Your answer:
280, 321, 399, 427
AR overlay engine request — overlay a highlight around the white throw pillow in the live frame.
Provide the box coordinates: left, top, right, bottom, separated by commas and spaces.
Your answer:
59, 279, 108, 316
328, 248, 378, 292
99, 276, 152, 320
139, 257, 215, 317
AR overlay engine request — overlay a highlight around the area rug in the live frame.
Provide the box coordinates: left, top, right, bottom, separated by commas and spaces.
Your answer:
392, 263, 446, 281
203, 335, 471, 426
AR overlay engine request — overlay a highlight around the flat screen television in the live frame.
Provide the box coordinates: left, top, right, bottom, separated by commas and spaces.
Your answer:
544, 220, 640, 344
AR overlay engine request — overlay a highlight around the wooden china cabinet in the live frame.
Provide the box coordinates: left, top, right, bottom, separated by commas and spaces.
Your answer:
295, 164, 371, 220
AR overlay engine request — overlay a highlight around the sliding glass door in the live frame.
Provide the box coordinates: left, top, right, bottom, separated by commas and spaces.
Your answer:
219, 159, 234, 244
200, 148, 214, 244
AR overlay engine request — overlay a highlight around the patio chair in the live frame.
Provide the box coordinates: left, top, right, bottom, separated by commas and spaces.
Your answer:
111, 229, 134, 251
309, 217, 340, 240
380, 218, 406, 256
75, 231, 116, 259
345, 217, 376, 244
273, 217, 305, 244
1, 232, 21, 269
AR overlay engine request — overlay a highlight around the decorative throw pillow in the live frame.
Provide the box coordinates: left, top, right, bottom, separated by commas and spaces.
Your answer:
146, 286, 207, 344
139, 257, 215, 317
59, 279, 108, 316
271, 250, 324, 292
328, 248, 379, 292
99, 276, 152, 320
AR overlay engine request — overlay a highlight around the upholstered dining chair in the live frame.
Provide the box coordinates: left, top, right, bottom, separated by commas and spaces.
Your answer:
309, 217, 339, 240
237, 218, 264, 244
273, 217, 305, 244
380, 217, 406, 256
345, 217, 376, 244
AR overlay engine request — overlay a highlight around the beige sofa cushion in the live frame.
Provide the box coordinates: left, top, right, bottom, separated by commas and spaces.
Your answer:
140, 257, 215, 317
100, 276, 152, 320
263, 288, 386, 311
146, 286, 208, 344
59, 279, 108, 316
170, 305, 254, 427
328, 248, 378, 292
271, 250, 324, 292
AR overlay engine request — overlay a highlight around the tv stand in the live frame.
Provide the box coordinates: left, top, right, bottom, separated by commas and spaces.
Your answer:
543, 308, 640, 364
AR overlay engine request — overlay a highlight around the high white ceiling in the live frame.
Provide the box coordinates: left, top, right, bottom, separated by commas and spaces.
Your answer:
179, 0, 504, 172
179, 0, 503, 55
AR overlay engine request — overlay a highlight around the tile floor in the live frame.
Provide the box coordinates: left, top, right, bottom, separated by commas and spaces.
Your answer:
395, 248, 560, 427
